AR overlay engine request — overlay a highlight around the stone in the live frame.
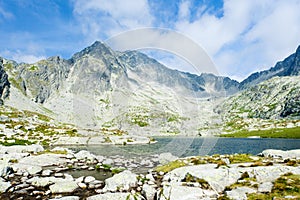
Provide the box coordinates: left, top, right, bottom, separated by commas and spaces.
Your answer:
142, 184, 156, 200
0, 180, 11, 193
49, 181, 79, 194
104, 170, 138, 192
158, 153, 178, 165
146, 173, 155, 182
17, 154, 67, 167
49, 196, 80, 200
84, 176, 96, 183
26, 165, 42, 175
225, 187, 256, 200
0, 165, 13, 177
77, 182, 87, 189
166, 164, 240, 193
87, 193, 142, 200
42, 169, 53, 176
258, 182, 273, 193
261, 149, 300, 159
26, 177, 64, 187
158, 184, 217, 200
74, 150, 96, 161
0, 144, 44, 154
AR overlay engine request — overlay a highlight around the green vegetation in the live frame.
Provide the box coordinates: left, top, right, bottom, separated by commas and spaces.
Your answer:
229, 154, 258, 164
221, 126, 300, 139
247, 173, 300, 200
182, 173, 211, 189
28, 65, 38, 71
155, 160, 186, 173
111, 167, 125, 175
0, 138, 35, 146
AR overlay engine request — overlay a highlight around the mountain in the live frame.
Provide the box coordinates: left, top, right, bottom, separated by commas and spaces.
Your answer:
0, 41, 239, 135
0, 57, 10, 102
240, 45, 300, 89
1, 41, 299, 135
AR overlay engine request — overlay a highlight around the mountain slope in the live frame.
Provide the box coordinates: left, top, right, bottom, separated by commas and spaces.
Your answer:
240, 45, 300, 89
1, 41, 239, 135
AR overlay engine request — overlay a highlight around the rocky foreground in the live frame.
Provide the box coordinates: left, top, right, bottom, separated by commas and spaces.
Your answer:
0, 145, 299, 200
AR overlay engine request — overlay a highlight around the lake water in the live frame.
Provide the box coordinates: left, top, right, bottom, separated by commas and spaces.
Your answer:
68, 137, 300, 158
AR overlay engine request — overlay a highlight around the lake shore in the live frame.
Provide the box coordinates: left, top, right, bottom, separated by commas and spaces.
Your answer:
0, 144, 299, 200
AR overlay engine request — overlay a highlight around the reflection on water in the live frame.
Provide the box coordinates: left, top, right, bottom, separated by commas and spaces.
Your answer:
67, 137, 300, 158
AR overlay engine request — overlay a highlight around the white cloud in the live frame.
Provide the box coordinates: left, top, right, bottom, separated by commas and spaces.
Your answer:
1, 50, 45, 64
174, 0, 300, 80
72, 0, 153, 42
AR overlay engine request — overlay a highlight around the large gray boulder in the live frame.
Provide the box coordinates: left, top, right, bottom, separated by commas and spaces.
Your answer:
103, 170, 138, 192
0, 144, 44, 154
49, 181, 79, 194
225, 186, 256, 200
158, 183, 217, 200
0, 178, 11, 193
261, 149, 300, 159
87, 193, 143, 200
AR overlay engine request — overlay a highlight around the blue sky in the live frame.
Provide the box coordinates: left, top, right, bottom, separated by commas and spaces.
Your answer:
1, 0, 300, 81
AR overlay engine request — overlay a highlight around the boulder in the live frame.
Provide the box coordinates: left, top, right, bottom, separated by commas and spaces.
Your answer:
75, 150, 96, 161
165, 164, 241, 192
87, 193, 142, 200
225, 186, 256, 200
0, 179, 11, 193
49, 196, 80, 200
258, 182, 273, 193
104, 170, 138, 192
49, 181, 79, 194
142, 184, 156, 200
158, 153, 178, 165
26, 177, 65, 187
261, 149, 300, 159
158, 183, 217, 200
0, 144, 44, 154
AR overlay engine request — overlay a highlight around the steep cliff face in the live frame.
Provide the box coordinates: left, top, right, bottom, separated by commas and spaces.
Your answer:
3, 56, 71, 103
118, 50, 239, 97
0, 57, 10, 102
240, 45, 300, 89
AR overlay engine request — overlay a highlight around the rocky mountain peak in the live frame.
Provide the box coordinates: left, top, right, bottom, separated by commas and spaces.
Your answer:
240, 45, 300, 89
71, 41, 115, 62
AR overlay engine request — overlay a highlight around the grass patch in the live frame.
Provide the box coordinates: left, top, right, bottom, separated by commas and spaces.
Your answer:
220, 126, 300, 139
155, 160, 186, 173
0, 138, 35, 146
247, 173, 300, 200
229, 154, 257, 164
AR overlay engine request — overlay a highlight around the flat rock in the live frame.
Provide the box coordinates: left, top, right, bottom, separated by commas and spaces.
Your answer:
225, 187, 256, 200
158, 183, 217, 200
87, 193, 142, 200
0, 144, 44, 154
261, 149, 300, 159
49, 196, 80, 200
104, 170, 138, 192
142, 184, 156, 200
75, 150, 96, 160
0, 180, 11, 193
17, 154, 68, 167
49, 181, 78, 194
27, 177, 65, 187
258, 182, 273, 193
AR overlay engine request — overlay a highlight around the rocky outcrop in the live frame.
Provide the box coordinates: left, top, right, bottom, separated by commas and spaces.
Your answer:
0, 57, 10, 101
240, 45, 300, 89
219, 76, 300, 120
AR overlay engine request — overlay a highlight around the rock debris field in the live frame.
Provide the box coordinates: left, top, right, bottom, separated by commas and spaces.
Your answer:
0, 145, 299, 200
